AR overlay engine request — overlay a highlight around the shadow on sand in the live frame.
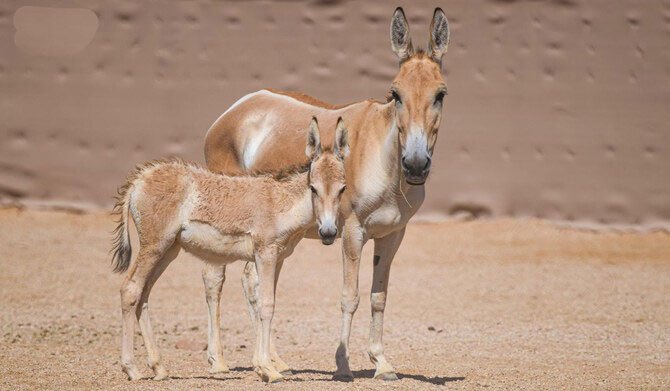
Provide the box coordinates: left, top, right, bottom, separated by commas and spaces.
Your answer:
226, 366, 464, 385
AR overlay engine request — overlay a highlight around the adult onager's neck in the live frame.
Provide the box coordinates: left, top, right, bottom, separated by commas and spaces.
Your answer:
341, 100, 411, 215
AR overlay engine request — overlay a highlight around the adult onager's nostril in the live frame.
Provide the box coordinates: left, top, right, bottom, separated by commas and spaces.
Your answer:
423, 157, 432, 171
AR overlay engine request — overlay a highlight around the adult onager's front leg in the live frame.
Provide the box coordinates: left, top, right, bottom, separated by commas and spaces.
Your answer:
333, 218, 367, 381
254, 247, 284, 383
368, 228, 405, 380
202, 262, 229, 374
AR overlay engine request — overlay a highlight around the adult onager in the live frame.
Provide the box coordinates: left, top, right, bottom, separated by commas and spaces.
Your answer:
112, 118, 349, 383
203, 7, 450, 381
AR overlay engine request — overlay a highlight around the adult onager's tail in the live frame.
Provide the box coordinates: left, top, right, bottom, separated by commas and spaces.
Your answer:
111, 182, 133, 273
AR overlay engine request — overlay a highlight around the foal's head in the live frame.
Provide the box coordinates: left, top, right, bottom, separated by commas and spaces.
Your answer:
389, 7, 450, 185
305, 117, 348, 245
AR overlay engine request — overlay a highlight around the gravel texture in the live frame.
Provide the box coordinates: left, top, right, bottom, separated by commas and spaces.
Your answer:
1, 208, 668, 390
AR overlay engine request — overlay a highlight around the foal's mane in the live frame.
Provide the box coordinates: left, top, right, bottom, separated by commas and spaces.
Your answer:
125, 157, 312, 183
247, 160, 312, 182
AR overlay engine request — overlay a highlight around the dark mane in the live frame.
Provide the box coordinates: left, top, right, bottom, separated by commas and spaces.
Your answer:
247, 160, 312, 182
247, 146, 338, 181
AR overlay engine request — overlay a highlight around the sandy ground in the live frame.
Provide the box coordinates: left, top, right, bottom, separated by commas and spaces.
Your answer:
0, 208, 669, 390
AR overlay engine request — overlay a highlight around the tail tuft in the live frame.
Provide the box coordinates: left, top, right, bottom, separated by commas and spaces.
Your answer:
110, 185, 132, 273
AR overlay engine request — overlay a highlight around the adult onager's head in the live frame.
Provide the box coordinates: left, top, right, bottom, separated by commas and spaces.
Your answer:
306, 117, 349, 245
389, 7, 450, 185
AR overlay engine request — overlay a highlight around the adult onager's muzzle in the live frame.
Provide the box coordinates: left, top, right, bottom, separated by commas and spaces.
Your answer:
401, 131, 432, 185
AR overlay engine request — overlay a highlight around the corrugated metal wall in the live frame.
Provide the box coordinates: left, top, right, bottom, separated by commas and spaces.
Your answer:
1, 1, 669, 228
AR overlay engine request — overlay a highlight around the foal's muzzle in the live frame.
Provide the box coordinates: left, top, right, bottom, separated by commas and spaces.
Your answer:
318, 226, 337, 245
401, 154, 431, 185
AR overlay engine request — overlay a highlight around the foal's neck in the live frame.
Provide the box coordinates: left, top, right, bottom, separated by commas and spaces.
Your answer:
272, 172, 314, 235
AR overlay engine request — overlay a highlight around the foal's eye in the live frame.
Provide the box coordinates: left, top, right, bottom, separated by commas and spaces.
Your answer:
310, 185, 318, 195
391, 90, 402, 105
338, 186, 347, 196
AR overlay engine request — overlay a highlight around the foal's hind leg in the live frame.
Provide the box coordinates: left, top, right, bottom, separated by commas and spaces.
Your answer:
137, 244, 180, 380
242, 261, 291, 375
120, 246, 167, 381
202, 262, 229, 374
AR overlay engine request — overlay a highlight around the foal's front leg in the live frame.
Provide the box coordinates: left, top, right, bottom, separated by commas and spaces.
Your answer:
242, 261, 292, 375
334, 218, 367, 381
253, 247, 284, 383
202, 262, 229, 374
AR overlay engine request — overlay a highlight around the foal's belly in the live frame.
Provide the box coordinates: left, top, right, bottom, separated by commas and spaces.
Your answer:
179, 221, 254, 263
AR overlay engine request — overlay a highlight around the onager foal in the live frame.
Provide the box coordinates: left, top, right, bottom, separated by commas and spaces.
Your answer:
111, 118, 349, 383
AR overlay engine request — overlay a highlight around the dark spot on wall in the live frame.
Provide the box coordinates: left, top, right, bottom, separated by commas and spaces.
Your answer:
374, 255, 380, 266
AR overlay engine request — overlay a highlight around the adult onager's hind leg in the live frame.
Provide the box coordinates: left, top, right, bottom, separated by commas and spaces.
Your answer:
120, 244, 177, 381
242, 261, 291, 375
368, 228, 405, 380
333, 220, 366, 381
202, 263, 229, 374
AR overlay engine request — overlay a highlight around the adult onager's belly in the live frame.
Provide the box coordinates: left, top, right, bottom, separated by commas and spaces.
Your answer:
179, 221, 254, 263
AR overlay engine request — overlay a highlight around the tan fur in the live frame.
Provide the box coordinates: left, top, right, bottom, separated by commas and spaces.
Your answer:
113, 121, 347, 383
202, 7, 450, 381
265, 88, 370, 110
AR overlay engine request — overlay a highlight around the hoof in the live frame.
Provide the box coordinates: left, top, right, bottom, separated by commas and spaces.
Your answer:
123, 366, 141, 381
333, 372, 354, 382
375, 372, 399, 381
209, 362, 230, 374
152, 365, 168, 381
259, 372, 284, 383
280, 370, 293, 376
257, 367, 284, 383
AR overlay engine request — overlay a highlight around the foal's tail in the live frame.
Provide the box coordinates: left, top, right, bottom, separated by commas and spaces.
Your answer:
111, 181, 133, 274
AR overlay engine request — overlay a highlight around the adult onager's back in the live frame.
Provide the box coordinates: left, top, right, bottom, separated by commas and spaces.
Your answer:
112, 118, 349, 383
202, 7, 451, 381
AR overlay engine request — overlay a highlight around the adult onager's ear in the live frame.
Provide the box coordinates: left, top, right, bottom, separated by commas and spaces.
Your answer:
390, 7, 413, 62
334, 117, 350, 161
305, 116, 322, 160
428, 7, 450, 65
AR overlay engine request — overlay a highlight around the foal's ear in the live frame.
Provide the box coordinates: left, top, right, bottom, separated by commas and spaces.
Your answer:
390, 7, 413, 62
334, 117, 350, 161
428, 7, 450, 65
305, 116, 322, 160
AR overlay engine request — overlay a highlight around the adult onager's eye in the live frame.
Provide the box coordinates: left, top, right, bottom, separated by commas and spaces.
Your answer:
338, 186, 347, 196
435, 90, 446, 105
310, 185, 318, 195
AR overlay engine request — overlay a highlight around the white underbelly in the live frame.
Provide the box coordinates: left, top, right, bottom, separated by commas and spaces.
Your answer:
179, 221, 254, 263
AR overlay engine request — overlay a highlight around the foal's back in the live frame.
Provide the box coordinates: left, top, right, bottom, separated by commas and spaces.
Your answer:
128, 160, 274, 232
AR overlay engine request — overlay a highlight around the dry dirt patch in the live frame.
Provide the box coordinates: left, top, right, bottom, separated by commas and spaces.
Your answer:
1, 208, 668, 389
